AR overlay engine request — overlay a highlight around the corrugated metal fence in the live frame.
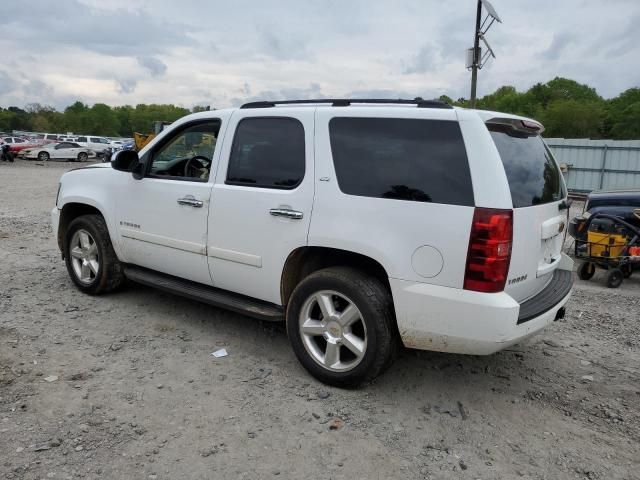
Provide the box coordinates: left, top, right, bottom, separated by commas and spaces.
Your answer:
546, 138, 640, 193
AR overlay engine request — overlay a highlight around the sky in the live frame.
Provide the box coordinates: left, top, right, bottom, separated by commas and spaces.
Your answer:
0, 0, 639, 110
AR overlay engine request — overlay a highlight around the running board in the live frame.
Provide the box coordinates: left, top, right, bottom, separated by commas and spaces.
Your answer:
123, 265, 284, 322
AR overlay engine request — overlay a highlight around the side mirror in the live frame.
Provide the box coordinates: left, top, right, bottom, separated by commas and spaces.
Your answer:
111, 150, 138, 172
112, 150, 145, 179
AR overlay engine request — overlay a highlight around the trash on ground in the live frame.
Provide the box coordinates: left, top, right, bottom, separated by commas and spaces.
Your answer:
211, 348, 228, 358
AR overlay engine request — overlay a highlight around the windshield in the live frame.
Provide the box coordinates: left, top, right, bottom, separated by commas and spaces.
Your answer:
488, 124, 566, 208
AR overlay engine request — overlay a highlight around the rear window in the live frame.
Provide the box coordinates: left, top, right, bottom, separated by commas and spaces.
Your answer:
488, 124, 565, 208
329, 118, 474, 206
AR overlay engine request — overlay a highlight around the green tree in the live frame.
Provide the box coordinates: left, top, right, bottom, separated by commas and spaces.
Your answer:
609, 102, 640, 139
539, 100, 604, 138
0, 109, 16, 132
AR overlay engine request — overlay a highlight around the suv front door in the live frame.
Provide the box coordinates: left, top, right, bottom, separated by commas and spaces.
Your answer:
207, 110, 315, 304
115, 116, 228, 285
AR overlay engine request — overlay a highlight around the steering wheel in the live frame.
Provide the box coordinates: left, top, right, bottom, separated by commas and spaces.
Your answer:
183, 155, 212, 178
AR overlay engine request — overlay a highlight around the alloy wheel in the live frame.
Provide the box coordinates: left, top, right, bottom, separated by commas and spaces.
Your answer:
298, 290, 367, 372
69, 229, 99, 284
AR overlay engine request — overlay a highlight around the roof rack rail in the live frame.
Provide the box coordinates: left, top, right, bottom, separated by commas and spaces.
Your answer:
240, 98, 452, 109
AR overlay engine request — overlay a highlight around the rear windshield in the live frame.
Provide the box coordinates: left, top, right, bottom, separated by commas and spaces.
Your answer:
329, 117, 474, 206
489, 124, 565, 208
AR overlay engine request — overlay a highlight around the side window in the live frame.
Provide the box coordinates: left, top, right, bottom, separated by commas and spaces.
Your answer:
77, 136, 87, 142
329, 117, 474, 206
226, 117, 305, 189
149, 120, 220, 181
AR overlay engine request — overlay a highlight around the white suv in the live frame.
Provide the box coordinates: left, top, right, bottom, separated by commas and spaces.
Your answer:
52, 99, 573, 386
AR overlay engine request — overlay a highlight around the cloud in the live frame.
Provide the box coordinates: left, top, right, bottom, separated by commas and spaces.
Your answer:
115, 78, 137, 94
137, 56, 167, 77
0, 0, 638, 108
403, 44, 441, 74
230, 83, 325, 106
0, 71, 18, 95
0, 1, 194, 56
541, 33, 574, 61
257, 26, 312, 61
22, 79, 55, 99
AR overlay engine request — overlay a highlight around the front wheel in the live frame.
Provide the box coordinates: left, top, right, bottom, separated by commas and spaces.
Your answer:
286, 267, 397, 387
64, 214, 125, 294
38, 151, 50, 161
606, 268, 623, 288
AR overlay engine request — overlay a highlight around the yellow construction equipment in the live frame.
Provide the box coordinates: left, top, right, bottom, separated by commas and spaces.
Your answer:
133, 132, 155, 151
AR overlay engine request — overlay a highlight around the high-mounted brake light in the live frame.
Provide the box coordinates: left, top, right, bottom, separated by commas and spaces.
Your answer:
464, 208, 513, 293
521, 119, 541, 131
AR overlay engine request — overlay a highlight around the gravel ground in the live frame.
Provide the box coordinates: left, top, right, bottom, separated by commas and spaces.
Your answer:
1, 159, 639, 480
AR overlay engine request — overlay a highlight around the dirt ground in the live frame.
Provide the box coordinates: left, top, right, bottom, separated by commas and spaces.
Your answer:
1, 159, 639, 480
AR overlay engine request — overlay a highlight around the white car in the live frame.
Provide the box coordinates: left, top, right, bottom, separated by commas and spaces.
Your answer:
74, 135, 112, 151
23, 142, 96, 161
2, 136, 29, 145
52, 99, 573, 386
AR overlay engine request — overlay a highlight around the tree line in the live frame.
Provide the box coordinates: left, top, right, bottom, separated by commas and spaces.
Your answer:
0, 77, 638, 139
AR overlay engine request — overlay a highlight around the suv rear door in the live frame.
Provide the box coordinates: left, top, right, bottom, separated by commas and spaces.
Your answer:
486, 119, 568, 302
207, 109, 315, 305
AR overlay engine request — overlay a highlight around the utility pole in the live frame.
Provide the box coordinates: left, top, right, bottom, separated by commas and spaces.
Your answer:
470, 0, 483, 109
467, 0, 501, 109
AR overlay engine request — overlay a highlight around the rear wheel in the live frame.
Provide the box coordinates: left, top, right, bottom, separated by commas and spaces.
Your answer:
286, 267, 397, 387
606, 269, 623, 288
577, 262, 596, 280
621, 264, 633, 278
38, 151, 50, 161
77, 152, 88, 162
64, 214, 125, 294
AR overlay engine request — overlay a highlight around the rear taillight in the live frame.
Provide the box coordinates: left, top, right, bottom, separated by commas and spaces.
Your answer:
464, 208, 513, 293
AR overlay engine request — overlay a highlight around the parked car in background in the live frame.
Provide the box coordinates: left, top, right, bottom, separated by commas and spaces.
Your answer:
75, 135, 111, 150
9, 138, 45, 156
584, 189, 640, 228
75, 135, 113, 158
22, 142, 96, 162
3, 136, 28, 145
34, 133, 61, 143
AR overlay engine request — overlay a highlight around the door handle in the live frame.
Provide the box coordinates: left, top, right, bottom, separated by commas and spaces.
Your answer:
270, 208, 303, 220
177, 196, 203, 208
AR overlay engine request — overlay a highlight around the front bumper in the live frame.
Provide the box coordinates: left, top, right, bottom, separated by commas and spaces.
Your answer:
390, 254, 574, 355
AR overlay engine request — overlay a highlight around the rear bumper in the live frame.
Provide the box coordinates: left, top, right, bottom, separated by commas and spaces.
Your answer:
390, 254, 574, 355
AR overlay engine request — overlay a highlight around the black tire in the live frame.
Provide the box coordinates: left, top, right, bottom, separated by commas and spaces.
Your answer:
606, 268, 623, 289
621, 264, 633, 279
77, 152, 88, 162
577, 262, 596, 280
38, 151, 50, 161
286, 267, 397, 387
64, 214, 125, 294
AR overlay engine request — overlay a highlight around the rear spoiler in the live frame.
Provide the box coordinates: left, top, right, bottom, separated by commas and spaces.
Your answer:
486, 117, 545, 135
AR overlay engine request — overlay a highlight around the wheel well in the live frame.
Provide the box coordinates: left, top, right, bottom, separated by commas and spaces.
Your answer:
280, 247, 391, 306
58, 203, 103, 253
